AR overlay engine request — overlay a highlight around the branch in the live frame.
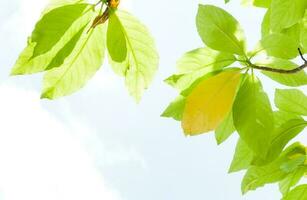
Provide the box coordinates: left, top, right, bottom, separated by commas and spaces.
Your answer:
250, 48, 307, 74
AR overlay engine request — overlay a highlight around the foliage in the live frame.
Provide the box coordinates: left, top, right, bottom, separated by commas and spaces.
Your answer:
163, 1, 307, 199
11, 0, 159, 102
10, 0, 307, 199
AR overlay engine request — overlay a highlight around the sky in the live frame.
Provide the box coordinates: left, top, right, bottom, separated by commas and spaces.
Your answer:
0, 0, 306, 200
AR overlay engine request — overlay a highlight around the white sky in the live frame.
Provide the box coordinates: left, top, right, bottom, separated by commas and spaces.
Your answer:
0, 0, 306, 200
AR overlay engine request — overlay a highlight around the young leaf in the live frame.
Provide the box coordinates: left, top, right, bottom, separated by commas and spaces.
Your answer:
32, 4, 90, 57
260, 33, 299, 59
279, 167, 306, 195
301, 12, 307, 53
107, 12, 127, 62
110, 11, 159, 102
215, 111, 235, 145
233, 74, 274, 157
12, 3, 93, 75
165, 47, 235, 91
161, 96, 186, 121
258, 58, 307, 87
182, 70, 241, 135
241, 143, 304, 194
229, 139, 253, 173
41, 24, 106, 99
253, 0, 272, 8
270, 0, 307, 32
176, 48, 235, 74
264, 119, 307, 164
275, 89, 307, 116
283, 184, 307, 200
196, 5, 246, 55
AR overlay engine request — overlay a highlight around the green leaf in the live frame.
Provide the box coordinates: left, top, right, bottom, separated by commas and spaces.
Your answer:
270, 0, 307, 32
32, 4, 90, 57
161, 96, 186, 121
283, 184, 307, 200
301, 12, 307, 53
165, 48, 235, 91
275, 89, 307, 116
280, 155, 306, 173
261, 9, 271, 37
279, 167, 306, 195
229, 139, 253, 173
253, 0, 272, 8
176, 48, 235, 74
260, 117, 307, 165
110, 10, 159, 102
41, 24, 106, 99
12, 3, 93, 75
107, 12, 127, 62
233, 74, 274, 157
241, 143, 304, 194
215, 111, 235, 145
258, 58, 307, 87
196, 4, 246, 55
260, 33, 299, 59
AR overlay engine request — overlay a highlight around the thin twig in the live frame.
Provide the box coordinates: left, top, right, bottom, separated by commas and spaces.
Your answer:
249, 48, 307, 74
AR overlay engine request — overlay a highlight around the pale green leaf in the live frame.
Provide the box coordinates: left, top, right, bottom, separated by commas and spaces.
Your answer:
270, 0, 307, 32
161, 96, 186, 121
242, 143, 304, 194
275, 89, 307, 116
110, 10, 159, 102
279, 167, 306, 195
12, 4, 93, 75
283, 184, 307, 200
233, 74, 274, 156
176, 48, 235, 74
260, 33, 299, 59
196, 5, 246, 55
301, 12, 307, 53
229, 139, 253, 173
253, 0, 272, 8
41, 24, 106, 99
215, 111, 235, 145
32, 4, 90, 57
165, 47, 235, 91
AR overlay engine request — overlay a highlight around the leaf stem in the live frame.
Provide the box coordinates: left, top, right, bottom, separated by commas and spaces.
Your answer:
248, 48, 307, 74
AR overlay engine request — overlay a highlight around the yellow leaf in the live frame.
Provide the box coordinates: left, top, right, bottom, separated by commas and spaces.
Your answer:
182, 70, 241, 135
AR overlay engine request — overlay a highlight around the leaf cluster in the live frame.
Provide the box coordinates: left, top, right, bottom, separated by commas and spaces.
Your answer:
163, 2, 307, 199
12, 0, 159, 102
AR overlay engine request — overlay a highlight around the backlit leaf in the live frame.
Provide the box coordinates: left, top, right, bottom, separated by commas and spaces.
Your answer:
107, 12, 127, 62
12, 3, 93, 75
215, 111, 235, 145
165, 47, 235, 91
270, 0, 307, 32
279, 167, 306, 195
182, 70, 241, 135
260, 33, 299, 59
275, 89, 307, 116
110, 10, 159, 102
196, 5, 246, 55
41, 24, 106, 99
283, 184, 307, 200
233, 74, 274, 156
229, 139, 253, 173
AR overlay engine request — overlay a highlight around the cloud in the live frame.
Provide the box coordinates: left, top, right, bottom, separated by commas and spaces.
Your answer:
0, 84, 123, 200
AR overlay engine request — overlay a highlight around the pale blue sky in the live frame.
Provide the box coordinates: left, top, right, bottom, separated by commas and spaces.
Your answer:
0, 0, 306, 200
